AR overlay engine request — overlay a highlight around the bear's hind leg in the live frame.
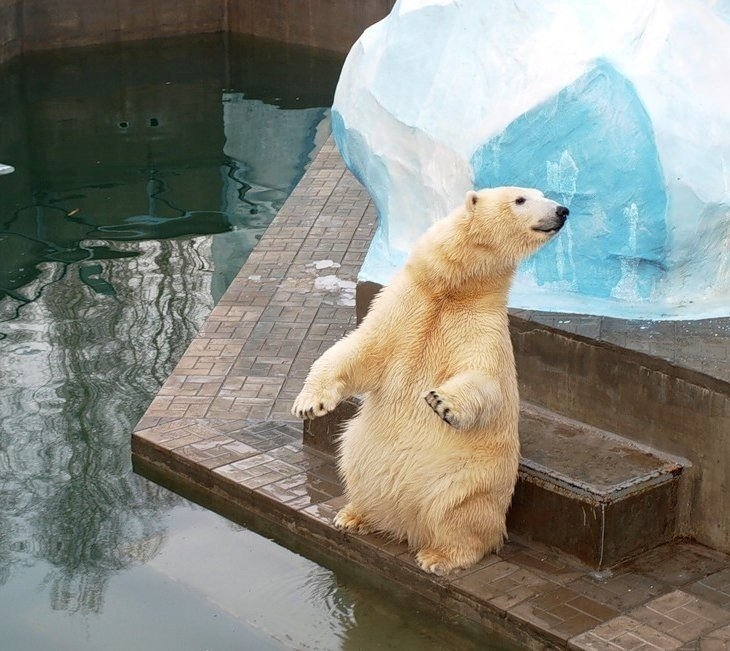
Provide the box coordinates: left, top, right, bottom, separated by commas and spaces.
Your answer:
415, 493, 506, 576
415, 544, 485, 576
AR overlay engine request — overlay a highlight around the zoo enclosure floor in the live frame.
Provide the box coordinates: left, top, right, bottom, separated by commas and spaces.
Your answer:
132, 136, 730, 649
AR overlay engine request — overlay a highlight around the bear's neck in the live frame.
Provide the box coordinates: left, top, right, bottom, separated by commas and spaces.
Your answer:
410, 262, 515, 305
406, 225, 516, 304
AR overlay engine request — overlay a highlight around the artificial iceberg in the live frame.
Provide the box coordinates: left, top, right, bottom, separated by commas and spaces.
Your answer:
332, 0, 730, 319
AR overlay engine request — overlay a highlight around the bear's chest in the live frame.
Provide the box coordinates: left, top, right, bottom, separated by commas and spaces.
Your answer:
380, 307, 509, 381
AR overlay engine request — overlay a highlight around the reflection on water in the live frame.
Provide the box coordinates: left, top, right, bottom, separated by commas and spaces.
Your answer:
0, 33, 335, 639
0, 35, 513, 650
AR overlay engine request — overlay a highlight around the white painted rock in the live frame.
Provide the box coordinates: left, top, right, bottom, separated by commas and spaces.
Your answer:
332, 0, 730, 319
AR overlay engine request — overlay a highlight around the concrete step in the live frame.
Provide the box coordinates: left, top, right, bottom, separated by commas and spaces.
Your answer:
509, 402, 687, 570
508, 313, 727, 556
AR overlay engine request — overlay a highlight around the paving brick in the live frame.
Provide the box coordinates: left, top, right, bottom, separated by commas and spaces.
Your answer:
688, 569, 730, 610
508, 585, 618, 642
696, 623, 730, 650
259, 472, 343, 509
452, 560, 558, 613
569, 571, 670, 613
134, 417, 188, 437
213, 452, 302, 489
225, 422, 300, 453
175, 436, 259, 468
508, 546, 586, 585
626, 544, 728, 588
570, 615, 682, 650
629, 591, 730, 643
300, 494, 348, 527
266, 442, 330, 471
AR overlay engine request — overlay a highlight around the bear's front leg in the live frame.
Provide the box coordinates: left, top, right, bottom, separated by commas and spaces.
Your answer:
292, 329, 378, 419
423, 371, 502, 429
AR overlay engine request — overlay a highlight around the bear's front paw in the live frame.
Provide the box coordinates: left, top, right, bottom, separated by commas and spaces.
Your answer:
423, 390, 461, 428
291, 386, 340, 419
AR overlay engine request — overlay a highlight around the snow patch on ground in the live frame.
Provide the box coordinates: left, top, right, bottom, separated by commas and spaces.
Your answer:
308, 259, 341, 270
313, 275, 356, 306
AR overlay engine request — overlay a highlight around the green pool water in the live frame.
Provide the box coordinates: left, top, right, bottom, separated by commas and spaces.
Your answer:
0, 34, 517, 650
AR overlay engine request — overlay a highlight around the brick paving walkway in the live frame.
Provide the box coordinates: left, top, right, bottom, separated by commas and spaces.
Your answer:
133, 137, 730, 649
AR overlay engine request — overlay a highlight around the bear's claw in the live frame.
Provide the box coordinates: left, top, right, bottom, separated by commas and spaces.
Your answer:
423, 390, 460, 428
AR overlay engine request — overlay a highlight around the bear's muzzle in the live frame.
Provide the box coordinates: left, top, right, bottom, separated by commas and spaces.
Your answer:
533, 205, 569, 234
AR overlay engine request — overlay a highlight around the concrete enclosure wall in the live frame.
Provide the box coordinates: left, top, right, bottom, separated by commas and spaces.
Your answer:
228, 0, 396, 53
0, 0, 22, 65
0, 0, 222, 65
0, 0, 396, 66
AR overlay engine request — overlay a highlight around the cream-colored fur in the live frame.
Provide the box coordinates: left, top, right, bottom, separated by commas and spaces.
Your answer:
293, 186, 568, 575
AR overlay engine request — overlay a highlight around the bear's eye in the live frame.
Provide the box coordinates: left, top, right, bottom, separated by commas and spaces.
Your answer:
515, 196, 526, 205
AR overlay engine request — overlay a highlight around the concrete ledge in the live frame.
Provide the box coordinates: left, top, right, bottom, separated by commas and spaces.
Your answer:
509, 403, 685, 569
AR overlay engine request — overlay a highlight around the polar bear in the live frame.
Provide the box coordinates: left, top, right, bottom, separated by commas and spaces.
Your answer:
293, 187, 568, 575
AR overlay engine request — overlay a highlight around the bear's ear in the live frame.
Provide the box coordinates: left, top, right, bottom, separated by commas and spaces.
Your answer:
465, 190, 478, 213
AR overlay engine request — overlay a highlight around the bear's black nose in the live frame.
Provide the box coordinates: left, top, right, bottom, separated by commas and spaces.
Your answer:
556, 205, 569, 218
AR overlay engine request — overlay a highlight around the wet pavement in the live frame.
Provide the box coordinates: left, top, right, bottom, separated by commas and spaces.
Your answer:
133, 137, 730, 649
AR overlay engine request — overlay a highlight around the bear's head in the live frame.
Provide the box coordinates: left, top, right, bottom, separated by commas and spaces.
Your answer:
465, 186, 568, 263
